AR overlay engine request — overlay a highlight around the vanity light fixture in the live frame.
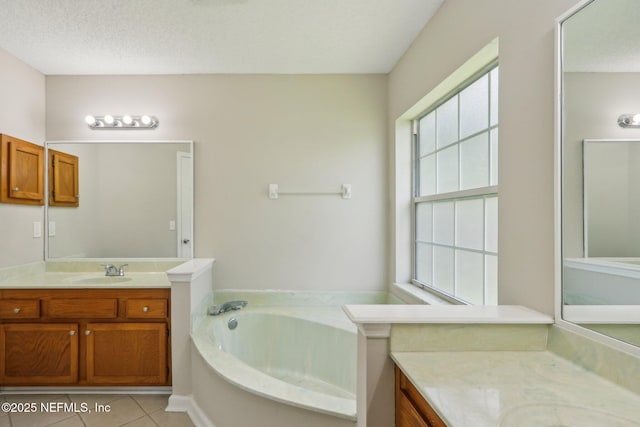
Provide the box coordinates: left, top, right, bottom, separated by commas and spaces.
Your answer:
617, 113, 640, 128
84, 115, 159, 129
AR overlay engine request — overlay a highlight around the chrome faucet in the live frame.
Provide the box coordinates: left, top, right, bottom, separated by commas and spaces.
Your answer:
101, 263, 128, 277
207, 300, 248, 316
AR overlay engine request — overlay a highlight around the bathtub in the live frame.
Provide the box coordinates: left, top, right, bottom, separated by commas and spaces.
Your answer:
190, 304, 358, 424
564, 257, 640, 305
563, 258, 640, 323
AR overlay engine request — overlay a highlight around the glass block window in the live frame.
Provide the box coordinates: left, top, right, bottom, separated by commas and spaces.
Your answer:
413, 65, 498, 304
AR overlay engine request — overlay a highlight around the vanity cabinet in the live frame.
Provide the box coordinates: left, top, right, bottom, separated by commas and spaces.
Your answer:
395, 365, 446, 427
0, 134, 45, 205
0, 288, 170, 386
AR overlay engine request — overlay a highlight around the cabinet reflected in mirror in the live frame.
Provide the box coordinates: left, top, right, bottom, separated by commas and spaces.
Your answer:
559, 0, 640, 348
45, 141, 193, 259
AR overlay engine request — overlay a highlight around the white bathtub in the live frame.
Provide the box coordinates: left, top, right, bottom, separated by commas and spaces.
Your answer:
563, 258, 640, 323
191, 305, 358, 423
564, 257, 640, 304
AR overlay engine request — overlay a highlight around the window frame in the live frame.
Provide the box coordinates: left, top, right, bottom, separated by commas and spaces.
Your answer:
411, 62, 499, 305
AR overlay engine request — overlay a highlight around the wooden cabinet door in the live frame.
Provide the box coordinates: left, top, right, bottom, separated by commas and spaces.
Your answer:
397, 390, 430, 427
396, 366, 447, 427
0, 323, 78, 385
49, 149, 79, 207
0, 134, 45, 205
85, 322, 168, 385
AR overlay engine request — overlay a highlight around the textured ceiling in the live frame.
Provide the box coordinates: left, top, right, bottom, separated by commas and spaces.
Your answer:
0, 0, 444, 75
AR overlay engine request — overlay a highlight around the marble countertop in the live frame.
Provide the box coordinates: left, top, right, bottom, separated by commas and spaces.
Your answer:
0, 271, 171, 289
392, 350, 640, 427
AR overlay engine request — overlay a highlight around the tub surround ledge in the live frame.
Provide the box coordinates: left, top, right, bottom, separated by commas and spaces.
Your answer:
343, 304, 554, 325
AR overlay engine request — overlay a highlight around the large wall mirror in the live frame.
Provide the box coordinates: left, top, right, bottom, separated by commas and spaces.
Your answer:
559, 0, 640, 348
45, 140, 194, 259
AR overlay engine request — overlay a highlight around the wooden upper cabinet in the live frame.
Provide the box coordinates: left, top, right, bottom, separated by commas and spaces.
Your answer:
49, 149, 79, 207
0, 134, 45, 205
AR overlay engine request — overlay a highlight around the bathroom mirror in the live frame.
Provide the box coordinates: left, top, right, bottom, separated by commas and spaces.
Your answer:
45, 140, 194, 259
559, 0, 640, 347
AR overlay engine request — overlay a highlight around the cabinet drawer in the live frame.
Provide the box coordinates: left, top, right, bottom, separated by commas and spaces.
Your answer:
45, 299, 118, 318
0, 299, 40, 319
125, 299, 167, 319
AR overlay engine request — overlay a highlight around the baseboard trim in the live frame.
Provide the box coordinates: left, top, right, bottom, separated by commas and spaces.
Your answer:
167, 394, 215, 427
0, 386, 171, 394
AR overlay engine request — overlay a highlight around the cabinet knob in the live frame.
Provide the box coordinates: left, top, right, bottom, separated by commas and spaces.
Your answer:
85, 330, 91, 335
143, 306, 149, 313
13, 307, 21, 314
12, 187, 19, 192
69, 330, 76, 336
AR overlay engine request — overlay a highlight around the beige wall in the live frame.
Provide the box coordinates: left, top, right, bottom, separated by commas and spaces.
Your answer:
0, 48, 46, 269
45, 74, 388, 292
388, 0, 582, 315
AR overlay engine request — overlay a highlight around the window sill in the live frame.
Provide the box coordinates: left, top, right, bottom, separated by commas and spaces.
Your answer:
390, 282, 455, 306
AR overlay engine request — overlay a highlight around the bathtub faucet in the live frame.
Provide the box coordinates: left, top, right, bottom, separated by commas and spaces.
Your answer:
207, 300, 248, 316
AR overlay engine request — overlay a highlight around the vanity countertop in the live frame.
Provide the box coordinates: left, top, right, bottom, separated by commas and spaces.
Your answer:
392, 350, 640, 427
0, 271, 171, 289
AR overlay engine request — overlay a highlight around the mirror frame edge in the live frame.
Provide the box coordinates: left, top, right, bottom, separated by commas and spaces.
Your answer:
43, 139, 195, 262
554, 0, 640, 356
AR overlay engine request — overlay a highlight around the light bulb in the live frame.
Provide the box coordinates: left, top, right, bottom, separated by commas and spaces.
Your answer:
140, 115, 151, 125
122, 115, 133, 125
84, 115, 96, 126
104, 115, 115, 125
633, 114, 640, 124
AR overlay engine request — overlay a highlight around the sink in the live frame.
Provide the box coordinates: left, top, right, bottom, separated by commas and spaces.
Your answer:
71, 276, 133, 285
499, 403, 639, 427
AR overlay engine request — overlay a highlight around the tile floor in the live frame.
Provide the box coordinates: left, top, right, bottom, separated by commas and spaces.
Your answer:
0, 394, 194, 427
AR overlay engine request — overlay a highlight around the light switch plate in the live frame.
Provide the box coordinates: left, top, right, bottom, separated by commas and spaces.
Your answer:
48, 221, 56, 236
33, 221, 42, 238
268, 184, 279, 199
341, 184, 352, 199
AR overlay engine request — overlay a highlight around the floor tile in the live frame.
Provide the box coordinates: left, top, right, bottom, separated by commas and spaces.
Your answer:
10, 410, 76, 427
0, 395, 10, 427
149, 407, 194, 427
121, 416, 159, 427
4, 395, 69, 405
130, 395, 168, 415
0, 394, 193, 427
79, 396, 145, 427
45, 415, 86, 427
67, 395, 123, 406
